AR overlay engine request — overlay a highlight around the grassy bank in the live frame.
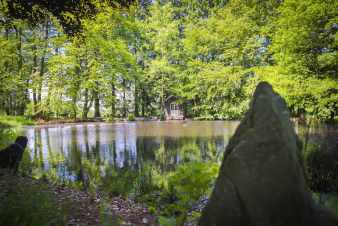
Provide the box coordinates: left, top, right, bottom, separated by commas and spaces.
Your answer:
0, 115, 35, 128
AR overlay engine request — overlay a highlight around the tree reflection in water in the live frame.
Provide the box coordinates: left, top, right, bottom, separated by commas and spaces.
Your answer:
22, 121, 338, 214
23, 121, 237, 195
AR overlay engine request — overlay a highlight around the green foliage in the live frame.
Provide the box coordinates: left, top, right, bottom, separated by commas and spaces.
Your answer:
158, 216, 176, 226
127, 113, 136, 121
139, 1, 184, 117
0, 115, 35, 127
265, 0, 338, 120
0, 127, 17, 149
157, 162, 219, 225
271, 0, 337, 76
102, 168, 139, 197
168, 162, 219, 206
0, 0, 337, 121
305, 144, 338, 194
254, 66, 338, 120
0, 178, 67, 226
129, 161, 219, 225
323, 194, 338, 214
1, 0, 337, 224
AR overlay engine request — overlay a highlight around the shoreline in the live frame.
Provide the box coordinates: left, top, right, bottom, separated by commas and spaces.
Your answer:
24, 118, 241, 126
0, 170, 157, 226
1, 115, 337, 129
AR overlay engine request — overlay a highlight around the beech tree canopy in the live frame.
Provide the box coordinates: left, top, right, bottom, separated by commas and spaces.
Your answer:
1, 0, 135, 34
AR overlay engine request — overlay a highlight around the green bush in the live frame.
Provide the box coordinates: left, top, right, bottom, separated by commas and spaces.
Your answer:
127, 114, 135, 121
0, 127, 17, 149
162, 161, 219, 225
168, 162, 219, 207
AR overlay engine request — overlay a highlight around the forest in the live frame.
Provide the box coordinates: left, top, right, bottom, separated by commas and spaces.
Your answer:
0, 0, 338, 226
0, 0, 337, 122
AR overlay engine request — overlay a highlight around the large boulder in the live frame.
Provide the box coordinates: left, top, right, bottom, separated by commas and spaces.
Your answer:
198, 82, 338, 226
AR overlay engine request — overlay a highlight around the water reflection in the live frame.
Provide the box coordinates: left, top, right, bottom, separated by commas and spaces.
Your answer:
23, 121, 238, 193
21, 121, 338, 214
23, 121, 338, 197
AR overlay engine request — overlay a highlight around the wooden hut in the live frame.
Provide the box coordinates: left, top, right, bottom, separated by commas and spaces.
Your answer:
165, 98, 184, 120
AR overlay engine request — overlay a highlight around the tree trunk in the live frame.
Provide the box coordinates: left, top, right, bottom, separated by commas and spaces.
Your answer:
72, 97, 77, 120
83, 88, 89, 120
160, 77, 165, 120
37, 17, 49, 117
16, 26, 26, 115
32, 45, 38, 116
4, 28, 10, 115
134, 80, 139, 117
122, 78, 127, 118
8, 95, 13, 115
94, 82, 100, 118
141, 88, 146, 117
111, 82, 116, 118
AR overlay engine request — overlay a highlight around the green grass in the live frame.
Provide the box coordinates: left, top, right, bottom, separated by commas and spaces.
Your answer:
0, 115, 35, 127
0, 172, 68, 226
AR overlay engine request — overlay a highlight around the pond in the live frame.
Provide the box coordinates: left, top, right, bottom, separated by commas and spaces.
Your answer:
22, 121, 239, 194
20, 121, 338, 217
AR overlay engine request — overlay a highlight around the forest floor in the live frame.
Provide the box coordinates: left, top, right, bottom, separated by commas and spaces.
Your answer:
0, 170, 157, 226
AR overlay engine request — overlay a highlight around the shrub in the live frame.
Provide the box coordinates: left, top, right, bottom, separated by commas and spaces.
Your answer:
168, 162, 219, 207
163, 161, 219, 225
127, 114, 135, 121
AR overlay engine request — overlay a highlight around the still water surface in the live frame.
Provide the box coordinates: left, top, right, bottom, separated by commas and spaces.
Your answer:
23, 121, 239, 194
21, 120, 338, 208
